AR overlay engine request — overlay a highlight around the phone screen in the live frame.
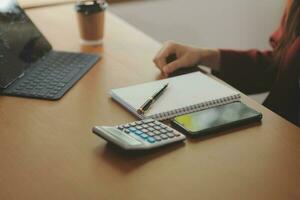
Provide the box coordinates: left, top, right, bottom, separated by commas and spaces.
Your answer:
173, 102, 261, 134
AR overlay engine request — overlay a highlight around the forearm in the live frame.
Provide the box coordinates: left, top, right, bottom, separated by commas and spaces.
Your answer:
213, 49, 276, 94
198, 48, 221, 71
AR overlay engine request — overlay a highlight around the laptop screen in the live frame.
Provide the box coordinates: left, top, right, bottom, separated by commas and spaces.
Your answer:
0, 0, 52, 88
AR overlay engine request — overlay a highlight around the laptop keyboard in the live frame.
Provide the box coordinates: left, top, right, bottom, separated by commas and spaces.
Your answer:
4, 51, 100, 100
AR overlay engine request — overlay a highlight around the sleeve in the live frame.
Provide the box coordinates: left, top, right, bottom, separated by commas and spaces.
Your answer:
212, 49, 277, 94
297, 78, 300, 126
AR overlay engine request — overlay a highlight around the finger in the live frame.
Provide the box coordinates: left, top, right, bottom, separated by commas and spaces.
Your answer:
159, 44, 176, 61
157, 58, 167, 71
163, 59, 183, 75
153, 58, 164, 73
153, 43, 176, 69
153, 44, 168, 65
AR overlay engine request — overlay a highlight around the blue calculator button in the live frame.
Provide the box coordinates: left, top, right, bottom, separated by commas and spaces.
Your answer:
129, 127, 137, 132
135, 130, 143, 135
147, 137, 156, 143
141, 133, 148, 139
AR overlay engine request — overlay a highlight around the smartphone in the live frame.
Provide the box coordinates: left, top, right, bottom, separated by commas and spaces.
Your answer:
171, 102, 262, 137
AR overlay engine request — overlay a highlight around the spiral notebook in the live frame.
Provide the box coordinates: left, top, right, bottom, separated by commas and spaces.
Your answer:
110, 72, 241, 121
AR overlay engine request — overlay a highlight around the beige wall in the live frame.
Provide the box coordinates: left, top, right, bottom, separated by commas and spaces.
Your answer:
19, 0, 132, 9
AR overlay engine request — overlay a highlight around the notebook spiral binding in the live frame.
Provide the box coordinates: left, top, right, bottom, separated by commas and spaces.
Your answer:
149, 94, 241, 121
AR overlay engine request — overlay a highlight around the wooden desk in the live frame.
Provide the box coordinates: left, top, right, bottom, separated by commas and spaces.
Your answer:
0, 4, 299, 200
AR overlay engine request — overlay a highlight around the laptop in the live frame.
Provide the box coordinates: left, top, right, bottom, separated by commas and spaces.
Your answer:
0, 1, 100, 100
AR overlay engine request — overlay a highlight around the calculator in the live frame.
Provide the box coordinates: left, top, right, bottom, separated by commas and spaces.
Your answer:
92, 118, 186, 150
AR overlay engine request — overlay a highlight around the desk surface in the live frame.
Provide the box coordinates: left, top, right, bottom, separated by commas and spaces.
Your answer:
0, 4, 299, 200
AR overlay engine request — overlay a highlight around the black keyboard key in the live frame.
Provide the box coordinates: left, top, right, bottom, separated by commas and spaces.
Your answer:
4, 52, 99, 100
62, 68, 81, 83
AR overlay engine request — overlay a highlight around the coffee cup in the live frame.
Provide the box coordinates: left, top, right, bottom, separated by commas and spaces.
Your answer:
75, 0, 108, 45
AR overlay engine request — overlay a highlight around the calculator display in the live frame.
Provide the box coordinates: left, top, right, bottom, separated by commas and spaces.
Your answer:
107, 128, 142, 146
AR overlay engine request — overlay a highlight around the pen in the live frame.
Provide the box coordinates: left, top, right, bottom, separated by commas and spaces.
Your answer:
137, 83, 169, 115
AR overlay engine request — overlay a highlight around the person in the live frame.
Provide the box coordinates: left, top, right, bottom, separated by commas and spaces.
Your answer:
153, 0, 300, 127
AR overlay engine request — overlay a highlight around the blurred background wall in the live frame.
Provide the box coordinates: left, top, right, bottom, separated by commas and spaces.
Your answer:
110, 0, 285, 49
109, 0, 285, 103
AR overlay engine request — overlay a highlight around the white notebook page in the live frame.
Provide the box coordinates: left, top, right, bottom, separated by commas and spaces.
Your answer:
110, 72, 240, 118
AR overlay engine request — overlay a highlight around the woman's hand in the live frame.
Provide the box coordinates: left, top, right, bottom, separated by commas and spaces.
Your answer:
153, 41, 220, 76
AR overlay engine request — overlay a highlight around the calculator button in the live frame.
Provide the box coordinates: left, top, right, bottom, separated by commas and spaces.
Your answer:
154, 126, 161, 130
142, 124, 149, 128
174, 132, 181, 137
147, 137, 156, 143
141, 129, 149, 133
136, 121, 143, 125
135, 130, 143, 135
148, 123, 155, 127
160, 125, 168, 129
140, 133, 148, 139
148, 127, 155, 132
159, 123, 167, 127
167, 133, 175, 138
117, 125, 124, 130
136, 126, 143, 130
130, 122, 138, 126
160, 134, 168, 140
147, 132, 155, 137
154, 135, 162, 141
161, 129, 167, 134
154, 121, 161, 125
124, 124, 130, 128
129, 127, 137, 132
166, 127, 173, 132
154, 130, 160, 135
124, 129, 130, 134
